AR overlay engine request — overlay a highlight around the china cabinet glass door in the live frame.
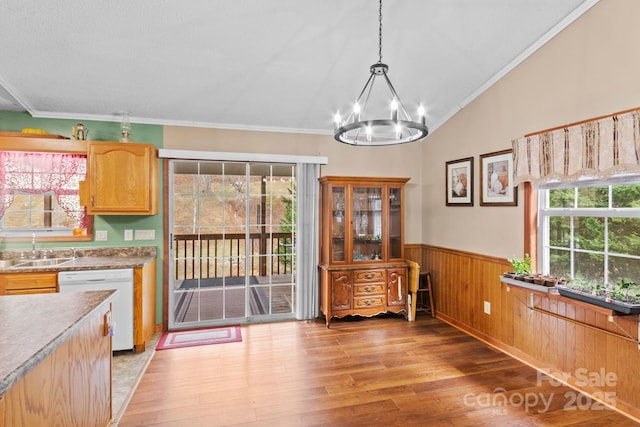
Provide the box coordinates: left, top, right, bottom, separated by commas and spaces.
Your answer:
352, 186, 383, 262
331, 187, 346, 262
389, 186, 402, 259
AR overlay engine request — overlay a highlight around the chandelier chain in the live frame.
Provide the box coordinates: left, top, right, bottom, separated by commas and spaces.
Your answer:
378, 0, 383, 63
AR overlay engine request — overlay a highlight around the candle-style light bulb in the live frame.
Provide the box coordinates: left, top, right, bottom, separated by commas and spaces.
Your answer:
334, 112, 342, 132
366, 125, 372, 142
353, 103, 361, 122
417, 104, 426, 126
395, 123, 402, 139
390, 98, 398, 122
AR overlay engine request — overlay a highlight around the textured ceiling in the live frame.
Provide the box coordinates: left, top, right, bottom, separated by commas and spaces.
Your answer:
0, 0, 597, 137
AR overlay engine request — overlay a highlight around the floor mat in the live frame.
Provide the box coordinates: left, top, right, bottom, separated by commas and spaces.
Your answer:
156, 325, 242, 350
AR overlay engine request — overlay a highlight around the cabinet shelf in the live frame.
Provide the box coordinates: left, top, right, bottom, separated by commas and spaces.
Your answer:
354, 237, 382, 243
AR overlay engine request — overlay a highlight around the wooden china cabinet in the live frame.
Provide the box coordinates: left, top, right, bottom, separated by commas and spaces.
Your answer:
319, 176, 409, 327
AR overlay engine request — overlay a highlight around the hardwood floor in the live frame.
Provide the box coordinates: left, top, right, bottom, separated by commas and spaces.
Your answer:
119, 315, 637, 426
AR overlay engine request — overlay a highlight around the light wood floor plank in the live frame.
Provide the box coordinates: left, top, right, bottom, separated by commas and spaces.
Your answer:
119, 316, 638, 426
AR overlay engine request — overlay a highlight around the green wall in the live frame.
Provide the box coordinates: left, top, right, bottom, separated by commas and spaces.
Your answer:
0, 111, 165, 324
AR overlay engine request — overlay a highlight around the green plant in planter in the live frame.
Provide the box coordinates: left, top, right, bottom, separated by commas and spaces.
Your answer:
615, 279, 640, 303
567, 278, 595, 293
508, 253, 532, 276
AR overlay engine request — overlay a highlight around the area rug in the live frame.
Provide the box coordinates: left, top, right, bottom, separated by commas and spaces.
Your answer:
156, 325, 242, 350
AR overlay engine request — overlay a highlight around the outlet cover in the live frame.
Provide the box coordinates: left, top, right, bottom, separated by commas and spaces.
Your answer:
484, 301, 491, 315
134, 229, 156, 240
95, 230, 108, 241
124, 229, 133, 241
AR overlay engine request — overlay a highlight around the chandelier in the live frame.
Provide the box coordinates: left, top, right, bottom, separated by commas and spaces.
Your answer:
334, 0, 428, 146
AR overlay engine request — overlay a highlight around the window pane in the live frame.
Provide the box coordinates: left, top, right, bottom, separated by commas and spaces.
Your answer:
549, 188, 575, 208
549, 248, 570, 278
577, 186, 608, 208
609, 255, 640, 287
549, 216, 571, 248
574, 217, 604, 251
3, 195, 59, 228
574, 252, 604, 285
612, 183, 640, 208
543, 184, 640, 285
609, 217, 640, 256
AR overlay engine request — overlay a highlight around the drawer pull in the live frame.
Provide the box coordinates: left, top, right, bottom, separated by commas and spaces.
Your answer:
365, 273, 374, 279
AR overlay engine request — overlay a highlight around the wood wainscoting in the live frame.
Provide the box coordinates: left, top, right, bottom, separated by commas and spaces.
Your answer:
405, 243, 640, 422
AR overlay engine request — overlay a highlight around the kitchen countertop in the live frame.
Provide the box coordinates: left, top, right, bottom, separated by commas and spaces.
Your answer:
0, 255, 155, 273
0, 290, 116, 396
0, 246, 157, 273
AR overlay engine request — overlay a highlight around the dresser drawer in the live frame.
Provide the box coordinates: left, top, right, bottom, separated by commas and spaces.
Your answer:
354, 295, 386, 308
353, 269, 386, 283
354, 283, 385, 296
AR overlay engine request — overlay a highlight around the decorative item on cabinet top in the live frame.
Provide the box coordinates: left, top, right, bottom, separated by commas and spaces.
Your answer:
72, 123, 89, 140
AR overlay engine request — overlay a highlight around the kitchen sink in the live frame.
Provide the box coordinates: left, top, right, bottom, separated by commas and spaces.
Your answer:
11, 257, 74, 269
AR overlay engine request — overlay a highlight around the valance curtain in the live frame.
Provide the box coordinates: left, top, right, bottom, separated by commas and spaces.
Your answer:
0, 151, 87, 226
512, 109, 640, 187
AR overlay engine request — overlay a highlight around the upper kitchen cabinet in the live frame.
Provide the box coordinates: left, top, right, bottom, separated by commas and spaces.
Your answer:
80, 142, 159, 215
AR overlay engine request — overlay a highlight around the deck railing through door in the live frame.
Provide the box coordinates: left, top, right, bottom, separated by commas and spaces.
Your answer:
173, 232, 294, 280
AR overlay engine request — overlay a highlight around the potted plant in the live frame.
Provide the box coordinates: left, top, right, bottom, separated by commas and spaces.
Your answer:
557, 278, 640, 314
505, 254, 532, 279
501, 254, 566, 291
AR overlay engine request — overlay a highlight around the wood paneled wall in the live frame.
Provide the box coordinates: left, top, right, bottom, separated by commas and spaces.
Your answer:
406, 244, 640, 422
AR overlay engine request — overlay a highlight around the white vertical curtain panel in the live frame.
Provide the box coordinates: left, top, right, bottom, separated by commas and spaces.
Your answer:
295, 162, 320, 320
512, 110, 640, 187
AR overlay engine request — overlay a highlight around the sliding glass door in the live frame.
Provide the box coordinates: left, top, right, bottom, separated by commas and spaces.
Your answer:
168, 160, 296, 329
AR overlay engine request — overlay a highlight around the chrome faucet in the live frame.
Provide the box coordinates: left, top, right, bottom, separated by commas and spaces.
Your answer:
31, 233, 37, 259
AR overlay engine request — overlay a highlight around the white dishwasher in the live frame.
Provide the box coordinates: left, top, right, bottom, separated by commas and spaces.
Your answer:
58, 269, 134, 351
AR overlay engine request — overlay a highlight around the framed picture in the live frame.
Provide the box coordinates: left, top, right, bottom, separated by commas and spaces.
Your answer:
446, 157, 473, 206
479, 149, 517, 206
